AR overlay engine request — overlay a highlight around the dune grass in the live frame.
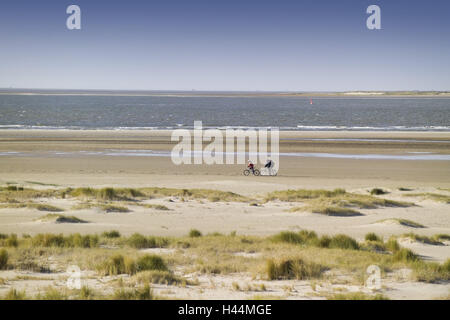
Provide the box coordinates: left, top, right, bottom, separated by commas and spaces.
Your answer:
328, 235, 360, 250
31, 233, 99, 248
0, 187, 60, 201
139, 187, 250, 202
4, 186, 24, 191
127, 233, 170, 249
393, 248, 419, 262
68, 187, 249, 202
68, 187, 144, 201
266, 258, 325, 280
2, 229, 449, 299
0, 202, 64, 212
113, 284, 154, 300
271, 230, 319, 245
2, 288, 27, 300
0, 234, 18, 247
370, 188, 388, 195
1, 186, 250, 205
139, 204, 170, 211
376, 218, 425, 228
404, 193, 450, 203
37, 287, 69, 300
74, 201, 170, 212
136, 255, 168, 272
311, 206, 362, 217
24, 181, 59, 187
412, 259, 450, 283
0, 203, 28, 209
290, 205, 363, 216
328, 292, 389, 300
271, 231, 359, 250
97, 254, 167, 276
79, 286, 96, 300
30, 203, 64, 212
433, 234, 450, 241
37, 214, 88, 224
0, 249, 8, 269
365, 233, 382, 242
97, 254, 137, 275
70, 202, 95, 210
71, 202, 130, 213
266, 188, 346, 202
132, 270, 184, 286
101, 230, 121, 238
361, 240, 386, 253
401, 233, 444, 245
189, 229, 203, 238
101, 204, 130, 213
267, 188, 412, 208
273, 189, 411, 216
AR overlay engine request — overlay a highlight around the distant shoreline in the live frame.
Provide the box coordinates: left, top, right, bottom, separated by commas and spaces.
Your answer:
0, 126, 449, 132
1, 89, 450, 98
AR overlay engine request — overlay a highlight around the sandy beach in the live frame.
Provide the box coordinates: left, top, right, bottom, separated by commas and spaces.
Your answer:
0, 129, 449, 236
0, 129, 449, 300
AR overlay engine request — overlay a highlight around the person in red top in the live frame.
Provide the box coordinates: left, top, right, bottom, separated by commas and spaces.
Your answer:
247, 160, 255, 173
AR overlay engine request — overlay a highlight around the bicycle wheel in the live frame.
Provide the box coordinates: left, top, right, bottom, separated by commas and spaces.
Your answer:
243, 169, 250, 176
253, 169, 260, 176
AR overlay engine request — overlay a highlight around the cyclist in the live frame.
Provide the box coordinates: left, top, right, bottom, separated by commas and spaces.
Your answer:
247, 160, 255, 174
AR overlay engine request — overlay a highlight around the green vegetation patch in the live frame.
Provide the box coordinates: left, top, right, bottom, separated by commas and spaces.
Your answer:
127, 233, 170, 249
38, 214, 88, 224
404, 193, 450, 203
271, 231, 359, 250
328, 292, 389, 300
401, 233, 444, 246
376, 218, 425, 228
135, 255, 168, 272
139, 204, 170, 211
2, 288, 27, 300
290, 205, 363, 216
412, 259, 450, 283
370, 188, 388, 195
101, 230, 121, 238
31, 233, 98, 248
274, 189, 411, 216
113, 284, 154, 300
68, 187, 249, 202
0, 249, 8, 270
189, 229, 202, 238
97, 254, 167, 276
266, 258, 326, 280
133, 270, 185, 286
0, 202, 64, 212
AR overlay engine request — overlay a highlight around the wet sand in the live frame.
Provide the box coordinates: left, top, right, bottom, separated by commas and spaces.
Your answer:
0, 129, 449, 191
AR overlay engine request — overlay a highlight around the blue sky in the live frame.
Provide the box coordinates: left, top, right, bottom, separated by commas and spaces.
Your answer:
0, 0, 449, 91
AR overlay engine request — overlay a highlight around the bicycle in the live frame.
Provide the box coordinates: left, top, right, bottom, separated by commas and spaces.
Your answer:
243, 168, 260, 176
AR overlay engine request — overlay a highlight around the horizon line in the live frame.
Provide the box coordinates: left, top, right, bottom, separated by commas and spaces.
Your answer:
1, 88, 450, 94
